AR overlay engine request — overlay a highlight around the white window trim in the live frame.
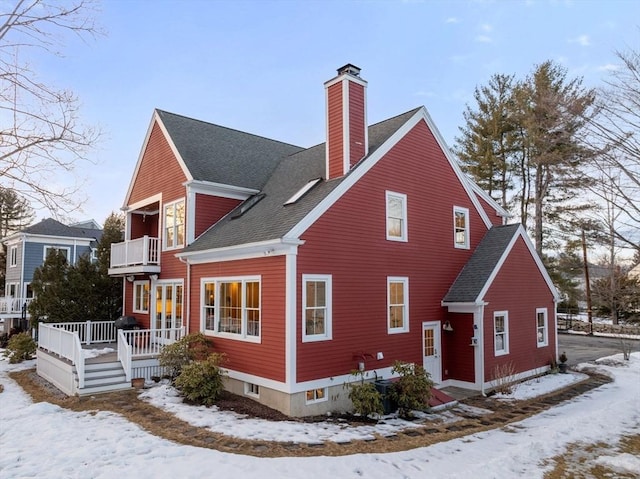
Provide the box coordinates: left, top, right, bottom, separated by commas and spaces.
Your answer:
43, 246, 71, 261
305, 388, 328, 405
9, 245, 17, 267
163, 198, 185, 251
536, 307, 548, 347
453, 206, 470, 249
494, 311, 509, 356
302, 274, 332, 343
387, 276, 409, 334
200, 276, 261, 343
132, 280, 150, 314
386, 191, 408, 242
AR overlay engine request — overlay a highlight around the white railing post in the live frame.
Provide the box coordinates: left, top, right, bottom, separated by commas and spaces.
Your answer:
86, 320, 92, 345
142, 235, 149, 265
117, 329, 132, 382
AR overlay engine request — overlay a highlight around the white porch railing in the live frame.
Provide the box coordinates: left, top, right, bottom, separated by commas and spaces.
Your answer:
45, 320, 116, 344
117, 327, 185, 382
0, 297, 33, 315
38, 322, 86, 388
110, 236, 160, 268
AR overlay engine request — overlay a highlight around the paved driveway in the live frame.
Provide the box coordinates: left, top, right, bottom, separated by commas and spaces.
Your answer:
558, 332, 640, 366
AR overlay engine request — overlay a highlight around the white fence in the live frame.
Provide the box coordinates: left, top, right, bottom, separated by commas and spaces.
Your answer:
110, 236, 160, 268
117, 327, 185, 381
38, 323, 86, 387
45, 320, 117, 344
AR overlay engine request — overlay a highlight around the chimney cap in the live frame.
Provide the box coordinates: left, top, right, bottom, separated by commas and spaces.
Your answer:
337, 63, 361, 77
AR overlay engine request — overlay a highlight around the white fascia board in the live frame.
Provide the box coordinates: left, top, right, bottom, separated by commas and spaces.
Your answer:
440, 302, 486, 313
23, 235, 95, 246
288, 107, 493, 238
184, 179, 259, 200
2, 234, 24, 246
177, 238, 304, 264
475, 225, 560, 303
323, 73, 368, 89
469, 181, 512, 218
124, 193, 163, 213
123, 111, 194, 207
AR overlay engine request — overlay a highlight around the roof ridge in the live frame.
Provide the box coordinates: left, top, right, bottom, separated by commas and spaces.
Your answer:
155, 108, 303, 150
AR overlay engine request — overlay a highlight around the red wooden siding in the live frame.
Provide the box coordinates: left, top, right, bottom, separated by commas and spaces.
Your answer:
190, 256, 287, 382
194, 194, 241, 238
326, 81, 344, 179
296, 120, 489, 382
130, 213, 159, 240
482, 237, 556, 379
348, 81, 366, 167
476, 194, 504, 226
129, 122, 187, 206
442, 312, 475, 382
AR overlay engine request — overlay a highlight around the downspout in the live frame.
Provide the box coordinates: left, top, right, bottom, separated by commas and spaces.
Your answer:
179, 256, 190, 335
478, 303, 486, 397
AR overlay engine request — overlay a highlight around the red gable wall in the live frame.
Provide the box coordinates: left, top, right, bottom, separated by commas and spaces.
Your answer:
129, 122, 187, 205
194, 193, 241, 238
482, 236, 556, 378
296, 119, 489, 382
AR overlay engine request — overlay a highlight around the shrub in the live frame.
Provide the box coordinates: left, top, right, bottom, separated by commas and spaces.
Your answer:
347, 371, 383, 419
174, 353, 226, 406
4, 332, 37, 364
389, 361, 433, 419
159, 333, 211, 379
490, 361, 518, 394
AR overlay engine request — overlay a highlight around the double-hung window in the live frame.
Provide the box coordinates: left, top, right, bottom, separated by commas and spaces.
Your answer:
9, 246, 17, 267
494, 311, 509, 355
201, 277, 261, 341
133, 281, 150, 314
44, 246, 70, 262
388, 277, 409, 333
453, 206, 469, 249
536, 308, 548, 347
164, 199, 185, 249
302, 275, 332, 342
386, 191, 407, 241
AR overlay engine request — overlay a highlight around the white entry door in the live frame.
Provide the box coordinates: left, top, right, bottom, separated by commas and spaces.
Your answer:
422, 322, 442, 384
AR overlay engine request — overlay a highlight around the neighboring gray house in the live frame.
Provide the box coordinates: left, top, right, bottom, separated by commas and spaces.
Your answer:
1, 218, 102, 332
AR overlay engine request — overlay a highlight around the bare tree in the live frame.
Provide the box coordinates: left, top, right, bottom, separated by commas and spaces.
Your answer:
0, 0, 102, 215
587, 47, 640, 250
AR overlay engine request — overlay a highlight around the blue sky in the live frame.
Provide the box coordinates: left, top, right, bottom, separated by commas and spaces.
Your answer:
37, 0, 640, 224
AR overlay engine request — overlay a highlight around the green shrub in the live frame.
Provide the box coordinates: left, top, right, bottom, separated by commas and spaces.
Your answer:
174, 353, 226, 406
348, 380, 383, 418
4, 332, 37, 364
389, 361, 433, 418
159, 333, 211, 379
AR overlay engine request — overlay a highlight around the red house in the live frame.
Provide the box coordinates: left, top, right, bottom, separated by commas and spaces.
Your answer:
109, 65, 559, 416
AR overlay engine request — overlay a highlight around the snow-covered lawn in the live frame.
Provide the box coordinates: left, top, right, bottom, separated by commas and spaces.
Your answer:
1, 354, 639, 478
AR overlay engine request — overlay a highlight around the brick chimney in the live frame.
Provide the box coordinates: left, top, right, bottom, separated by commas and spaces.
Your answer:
324, 64, 368, 179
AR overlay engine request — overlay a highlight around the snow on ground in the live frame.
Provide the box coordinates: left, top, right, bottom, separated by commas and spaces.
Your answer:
137, 371, 587, 443
1, 354, 639, 479
82, 347, 116, 359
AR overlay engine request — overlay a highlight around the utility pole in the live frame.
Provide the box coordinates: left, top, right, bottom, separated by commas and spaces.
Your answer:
581, 229, 593, 335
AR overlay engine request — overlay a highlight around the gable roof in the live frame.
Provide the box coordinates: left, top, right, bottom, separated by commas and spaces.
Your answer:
4, 218, 102, 243
442, 224, 558, 304
179, 108, 421, 255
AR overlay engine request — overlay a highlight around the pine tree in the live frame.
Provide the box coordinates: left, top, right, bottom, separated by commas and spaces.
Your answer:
95, 212, 125, 319
29, 250, 70, 323
0, 188, 34, 294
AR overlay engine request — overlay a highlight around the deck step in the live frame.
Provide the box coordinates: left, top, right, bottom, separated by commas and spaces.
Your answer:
76, 381, 132, 396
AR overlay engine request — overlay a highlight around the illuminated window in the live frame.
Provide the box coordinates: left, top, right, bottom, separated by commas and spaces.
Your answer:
164, 199, 185, 249
133, 281, 150, 313
305, 388, 327, 404
302, 275, 332, 342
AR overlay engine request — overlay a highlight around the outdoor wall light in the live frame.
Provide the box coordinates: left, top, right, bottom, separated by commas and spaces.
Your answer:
443, 321, 454, 332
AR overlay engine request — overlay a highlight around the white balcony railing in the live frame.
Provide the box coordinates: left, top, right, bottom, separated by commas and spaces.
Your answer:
0, 297, 33, 315
110, 236, 160, 268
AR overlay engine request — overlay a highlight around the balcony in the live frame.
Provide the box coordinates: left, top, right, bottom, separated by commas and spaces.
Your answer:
108, 236, 161, 276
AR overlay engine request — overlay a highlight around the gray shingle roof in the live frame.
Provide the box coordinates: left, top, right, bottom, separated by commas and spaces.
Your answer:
442, 224, 521, 303
21, 218, 103, 241
156, 110, 304, 190
182, 107, 421, 253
